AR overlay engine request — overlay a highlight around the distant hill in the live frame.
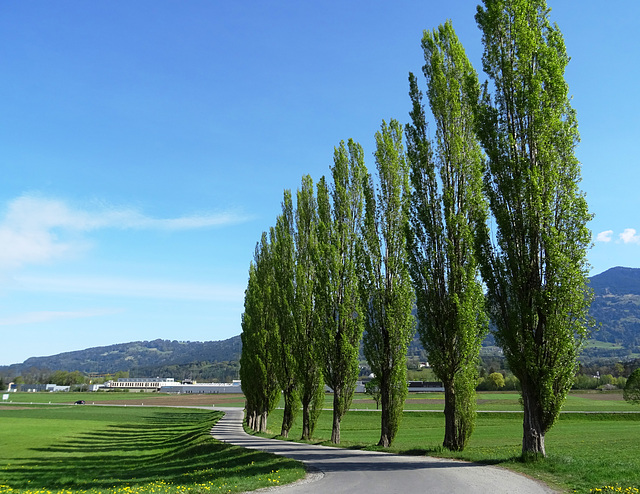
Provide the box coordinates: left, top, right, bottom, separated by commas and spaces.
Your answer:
588, 267, 640, 348
0, 336, 241, 377
3, 267, 640, 378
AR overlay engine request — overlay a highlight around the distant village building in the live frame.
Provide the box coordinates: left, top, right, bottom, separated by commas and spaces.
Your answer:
14, 383, 71, 392
407, 381, 445, 392
326, 380, 444, 393
105, 377, 176, 391
160, 380, 242, 394
104, 377, 243, 394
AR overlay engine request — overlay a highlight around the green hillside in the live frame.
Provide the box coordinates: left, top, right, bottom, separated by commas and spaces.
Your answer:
3, 267, 640, 378
588, 267, 640, 349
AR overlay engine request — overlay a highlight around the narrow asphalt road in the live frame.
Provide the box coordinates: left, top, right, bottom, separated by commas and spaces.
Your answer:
210, 407, 555, 494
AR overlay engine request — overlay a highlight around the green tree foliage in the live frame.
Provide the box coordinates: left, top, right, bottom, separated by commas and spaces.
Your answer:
49, 370, 86, 386
406, 21, 488, 452
359, 119, 414, 447
475, 0, 593, 457
488, 372, 506, 390
315, 140, 366, 444
364, 377, 382, 409
294, 175, 324, 440
240, 235, 280, 433
624, 368, 640, 405
270, 191, 300, 438
135, 361, 239, 383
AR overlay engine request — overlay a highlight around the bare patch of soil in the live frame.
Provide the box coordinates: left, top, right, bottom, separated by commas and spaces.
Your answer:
405, 398, 446, 405
88, 393, 245, 407
571, 391, 624, 401
353, 397, 446, 405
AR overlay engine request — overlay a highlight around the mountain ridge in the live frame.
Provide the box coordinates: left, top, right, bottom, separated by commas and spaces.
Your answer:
2, 266, 639, 377
588, 266, 640, 348
0, 336, 241, 376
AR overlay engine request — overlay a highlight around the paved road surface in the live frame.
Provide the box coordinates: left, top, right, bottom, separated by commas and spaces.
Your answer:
210, 407, 555, 494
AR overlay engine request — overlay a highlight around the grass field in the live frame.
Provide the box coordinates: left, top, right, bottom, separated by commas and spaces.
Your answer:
353, 390, 640, 412
3, 391, 639, 493
1, 391, 246, 407
0, 404, 304, 494
261, 390, 640, 494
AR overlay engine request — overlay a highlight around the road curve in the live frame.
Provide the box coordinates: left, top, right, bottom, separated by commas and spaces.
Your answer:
210, 407, 555, 494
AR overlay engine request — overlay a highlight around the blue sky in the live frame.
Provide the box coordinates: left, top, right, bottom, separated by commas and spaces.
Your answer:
1, 1, 638, 366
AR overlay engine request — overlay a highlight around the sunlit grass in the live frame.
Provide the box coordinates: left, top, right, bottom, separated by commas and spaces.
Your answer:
0, 406, 304, 494
263, 394, 640, 493
2, 392, 246, 408
5, 391, 639, 493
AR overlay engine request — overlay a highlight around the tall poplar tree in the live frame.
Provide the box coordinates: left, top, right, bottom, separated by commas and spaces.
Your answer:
270, 191, 299, 438
294, 175, 324, 440
240, 263, 264, 431
240, 234, 280, 432
315, 140, 366, 444
359, 119, 414, 448
406, 21, 488, 452
475, 0, 592, 456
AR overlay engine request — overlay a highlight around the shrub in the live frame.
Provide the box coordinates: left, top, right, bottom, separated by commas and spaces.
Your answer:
623, 368, 640, 404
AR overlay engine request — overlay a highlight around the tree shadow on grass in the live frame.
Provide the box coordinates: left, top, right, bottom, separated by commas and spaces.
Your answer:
0, 409, 299, 491
397, 447, 518, 466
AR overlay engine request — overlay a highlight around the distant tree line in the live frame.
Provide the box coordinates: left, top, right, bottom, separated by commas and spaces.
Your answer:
131, 361, 240, 383
241, 0, 596, 458
2, 370, 130, 387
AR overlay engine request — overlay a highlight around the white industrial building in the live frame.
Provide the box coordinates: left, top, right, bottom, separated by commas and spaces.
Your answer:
105, 377, 177, 391
104, 377, 242, 394
160, 380, 242, 394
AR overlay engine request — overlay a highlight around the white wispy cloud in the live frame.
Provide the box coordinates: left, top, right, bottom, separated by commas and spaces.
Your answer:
619, 228, 640, 244
13, 275, 245, 303
0, 194, 250, 270
596, 230, 614, 243
0, 309, 120, 326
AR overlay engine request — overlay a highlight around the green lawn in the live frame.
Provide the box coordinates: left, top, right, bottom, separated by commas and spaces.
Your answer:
348, 389, 639, 412
261, 391, 640, 493
4, 391, 639, 493
0, 405, 304, 494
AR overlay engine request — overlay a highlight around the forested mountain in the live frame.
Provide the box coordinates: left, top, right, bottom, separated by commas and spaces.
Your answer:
588, 267, 640, 348
2, 267, 639, 379
1, 336, 241, 377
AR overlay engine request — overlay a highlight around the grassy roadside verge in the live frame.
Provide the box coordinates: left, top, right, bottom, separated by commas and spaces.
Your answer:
0, 405, 305, 494
261, 398, 640, 493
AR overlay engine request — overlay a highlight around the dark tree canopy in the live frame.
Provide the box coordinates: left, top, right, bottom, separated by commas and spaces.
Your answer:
240, 235, 281, 433
624, 368, 640, 405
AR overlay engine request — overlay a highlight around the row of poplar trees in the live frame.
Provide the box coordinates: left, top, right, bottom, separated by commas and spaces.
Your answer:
240, 0, 592, 458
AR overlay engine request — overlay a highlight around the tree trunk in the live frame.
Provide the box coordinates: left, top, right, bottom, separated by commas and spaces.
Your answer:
331, 388, 341, 444
259, 410, 268, 433
442, 380, 463, 451
378, 373, 391, 447
247, 409, 255, 431
281, 387, 296, 438
521, 385, 546, 457
301, 401, 311, 440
